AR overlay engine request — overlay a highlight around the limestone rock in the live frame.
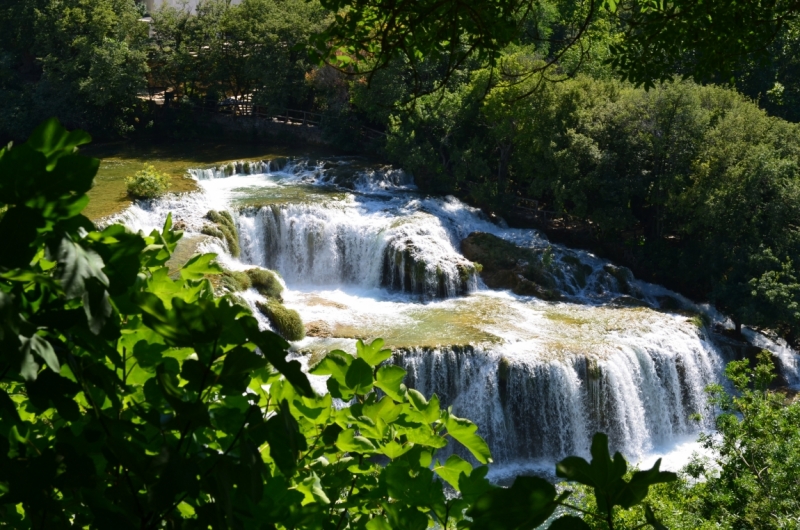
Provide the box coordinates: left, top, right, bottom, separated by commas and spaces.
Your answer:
305, 320, 333, 338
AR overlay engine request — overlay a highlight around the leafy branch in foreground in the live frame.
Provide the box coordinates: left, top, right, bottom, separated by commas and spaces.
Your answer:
0, 119, 671, 529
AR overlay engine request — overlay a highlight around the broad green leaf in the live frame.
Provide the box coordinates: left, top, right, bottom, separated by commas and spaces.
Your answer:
384, 461, 446, 511
405, 426, 447, 448
468, 476, 558, 530
180, 253, 223, 280
265, 402, 307, 475
381, 440, 413, 459
54, 237, 109, 298
20, 334, 59, 376
345, 357, 374, 395
336, 428, 377, 453
434, 455, 473, 490
445, 413, 492, 464
366, 517, 392, 530
459, 466, 493, 504
556, 433, 674, 515
297, 473, 330, 505
407, 388, 428, 411
356, 338, 392, 366
374, 365, 407, 401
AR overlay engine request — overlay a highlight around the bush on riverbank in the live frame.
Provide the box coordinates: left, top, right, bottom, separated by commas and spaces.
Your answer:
125, 164, 170, 199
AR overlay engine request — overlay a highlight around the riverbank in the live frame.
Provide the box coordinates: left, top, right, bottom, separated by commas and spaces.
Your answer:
82, 140, 349, 220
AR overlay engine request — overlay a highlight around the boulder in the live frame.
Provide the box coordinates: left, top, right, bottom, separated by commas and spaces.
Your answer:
461, 232, 560, 300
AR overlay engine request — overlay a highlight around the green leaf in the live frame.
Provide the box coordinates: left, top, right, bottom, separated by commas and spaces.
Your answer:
556, 433, 675, 515
336, 428, 377, 453
459, 466, 493, 504
374, 365, 407, 401
356, 338, 392, 366
381, 440, 413, 459
384, 461, 446, 512
180, 253, 223, 281
468, 476, 558, 530
434, 454, 473, 490
445, 413, 492, 464
265, 401, 307, 475
20, 334, 58, 378
345, 357, 374, 395
297, 473, 330, 505
407, 388, 428, 410
53, 237, 109, 299
366, 517, 392, 530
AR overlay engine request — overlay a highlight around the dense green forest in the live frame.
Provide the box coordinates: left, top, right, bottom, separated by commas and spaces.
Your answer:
3, 0, 800, 528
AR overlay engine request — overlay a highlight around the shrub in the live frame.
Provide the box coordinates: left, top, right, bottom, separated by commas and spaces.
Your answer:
246, 268, 284, 299
125, 163, 170, 199
256, 299, 305, 340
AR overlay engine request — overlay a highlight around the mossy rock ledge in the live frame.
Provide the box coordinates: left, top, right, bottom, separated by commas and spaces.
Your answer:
201, 210, 240, 258
460, 232, 560, 301
257, 300, 305, 341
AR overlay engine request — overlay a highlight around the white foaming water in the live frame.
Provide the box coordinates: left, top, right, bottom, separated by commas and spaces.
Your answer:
111, 156, 800, 473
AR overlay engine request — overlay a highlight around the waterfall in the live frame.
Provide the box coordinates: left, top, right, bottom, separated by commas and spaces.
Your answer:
109, 155, 800, 471
237, 203, 478, 297
395, 321, 724, 464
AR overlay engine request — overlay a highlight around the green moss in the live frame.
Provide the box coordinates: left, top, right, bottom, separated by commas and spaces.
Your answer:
256, 300, 305, 341
220, 270, 251, 292
225, 293, 249, 308
204, 210, 240, 257
245, 268, 284, 300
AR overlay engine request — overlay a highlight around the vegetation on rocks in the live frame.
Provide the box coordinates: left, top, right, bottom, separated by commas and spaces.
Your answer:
246, 268, 284, 300
256, 299, 305, 341
125, 163, 170, 199
202, 209, 240, 258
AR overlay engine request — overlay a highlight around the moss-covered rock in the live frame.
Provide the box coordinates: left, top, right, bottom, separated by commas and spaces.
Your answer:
256, 300, 305, 341
245, 268, 283, 300
220, 270, 251, 293
461, 232, 560, 300
203, 210, 240, 257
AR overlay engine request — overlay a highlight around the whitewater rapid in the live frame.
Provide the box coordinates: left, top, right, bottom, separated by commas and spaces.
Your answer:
111, 156, 800, 472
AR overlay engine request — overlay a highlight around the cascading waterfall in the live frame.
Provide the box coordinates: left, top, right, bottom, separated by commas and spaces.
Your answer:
111, 155, 800, 470
394, 317, 724, 464
237, 203, 478, 297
